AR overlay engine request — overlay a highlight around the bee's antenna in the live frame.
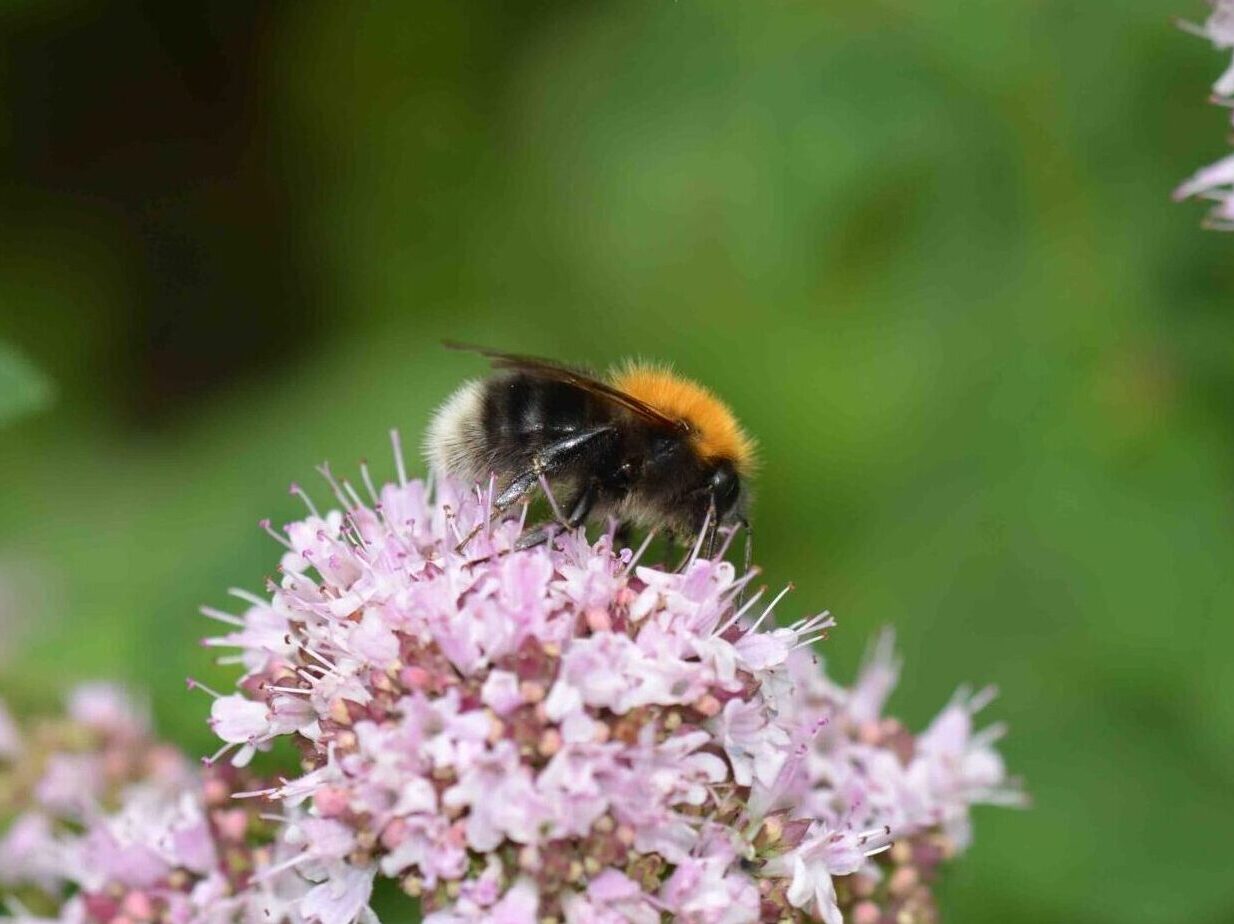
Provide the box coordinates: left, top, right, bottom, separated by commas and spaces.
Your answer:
700, 499, 719, 561
742, 519, 754, 574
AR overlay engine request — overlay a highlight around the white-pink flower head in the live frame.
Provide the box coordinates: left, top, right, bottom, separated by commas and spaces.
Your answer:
198, 434, 1021, 923
201, 436, 839, 921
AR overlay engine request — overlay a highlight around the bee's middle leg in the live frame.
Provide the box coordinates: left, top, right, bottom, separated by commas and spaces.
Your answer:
457, 427, 614, 552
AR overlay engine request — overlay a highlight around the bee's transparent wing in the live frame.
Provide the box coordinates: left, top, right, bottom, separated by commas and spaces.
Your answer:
443, 341, 683, 431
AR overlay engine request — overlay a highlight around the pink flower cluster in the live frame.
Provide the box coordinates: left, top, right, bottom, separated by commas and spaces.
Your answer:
0, 685, 305, 924
194, 437, 1020, 924
0, 434, 1020, 924
1176, 2, 1234, 226
766, 636, 1025, 921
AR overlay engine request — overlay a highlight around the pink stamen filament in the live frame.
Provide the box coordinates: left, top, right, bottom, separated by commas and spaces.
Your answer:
390, 429, 408, 487
200, 606, 244, 627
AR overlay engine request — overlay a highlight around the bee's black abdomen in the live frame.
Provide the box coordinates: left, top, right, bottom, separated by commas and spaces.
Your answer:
477, 374, 612, 469
483, 375, 593, 440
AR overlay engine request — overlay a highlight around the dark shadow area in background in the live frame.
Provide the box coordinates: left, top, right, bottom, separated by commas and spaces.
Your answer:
2, 1, 322, 425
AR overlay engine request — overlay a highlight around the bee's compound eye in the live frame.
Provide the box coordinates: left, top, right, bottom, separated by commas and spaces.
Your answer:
710, 463, 740, 516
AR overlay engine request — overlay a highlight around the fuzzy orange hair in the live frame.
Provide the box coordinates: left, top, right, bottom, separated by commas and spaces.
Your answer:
609, 363, 757, 474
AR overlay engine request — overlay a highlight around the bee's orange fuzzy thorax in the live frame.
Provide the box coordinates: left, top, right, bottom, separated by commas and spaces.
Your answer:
609, 364, 756, 473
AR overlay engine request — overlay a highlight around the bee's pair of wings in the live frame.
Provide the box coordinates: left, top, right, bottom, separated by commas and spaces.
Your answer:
444, 341, 683, 431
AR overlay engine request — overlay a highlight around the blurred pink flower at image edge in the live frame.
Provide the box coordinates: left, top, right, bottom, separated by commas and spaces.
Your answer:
1175, 1, 1234, 227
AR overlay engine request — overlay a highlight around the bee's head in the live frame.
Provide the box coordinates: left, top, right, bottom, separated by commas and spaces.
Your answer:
707, 458, 746, 525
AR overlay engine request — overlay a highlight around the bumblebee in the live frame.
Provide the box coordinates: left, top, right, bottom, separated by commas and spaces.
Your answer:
425, 343, 756, 554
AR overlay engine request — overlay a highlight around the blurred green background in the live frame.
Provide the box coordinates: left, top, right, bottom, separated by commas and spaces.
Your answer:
2, 1, 1232, 921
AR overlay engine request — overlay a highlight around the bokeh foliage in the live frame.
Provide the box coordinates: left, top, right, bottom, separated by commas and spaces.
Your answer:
2, 2, 1233, 922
